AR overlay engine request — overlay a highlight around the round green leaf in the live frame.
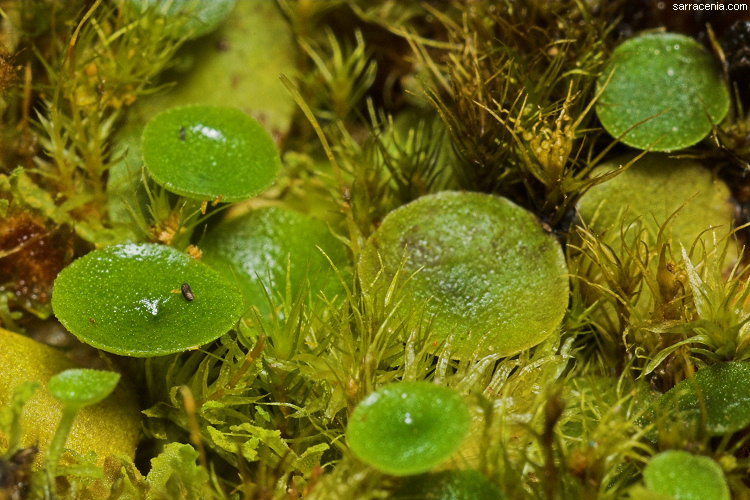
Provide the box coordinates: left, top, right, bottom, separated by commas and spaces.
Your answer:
347, 381, 470, 476
596, 32, 729, 152
52, 243, 244, 357
577, 153, 735, 251
128, 0, 235, 40
141, 105, 280, 202
359, 192, 568, 359
201, 206, 350, 317
394, 470, 506, 500
659, 361, 750, 436
644, 451, 729, 500
48, 368, 120, 410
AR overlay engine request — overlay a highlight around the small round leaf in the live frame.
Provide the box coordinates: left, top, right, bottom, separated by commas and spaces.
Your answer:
659, 361, 750, 436
0, 327, 141, 467
359, 192, 568, 359
347, 381, 470, 476
596, 32, 729, 151
201, 206, 349, 317
135, 1, 296, 139
141, 105, 280, 202
644, 451, 729, 500
48, 369, 120, 410
52, 243, 244, 357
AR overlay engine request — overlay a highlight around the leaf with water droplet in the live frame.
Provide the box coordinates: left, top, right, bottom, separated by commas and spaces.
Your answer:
52, 243, 244, 357
596, 32, 729, 151
359, 191, 568, 359
347, 381, 470, 476
141, 105, 280, 202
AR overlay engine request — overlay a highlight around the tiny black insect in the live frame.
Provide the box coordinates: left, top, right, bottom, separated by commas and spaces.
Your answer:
181, 283, 194, 301
179, 126, 186, 141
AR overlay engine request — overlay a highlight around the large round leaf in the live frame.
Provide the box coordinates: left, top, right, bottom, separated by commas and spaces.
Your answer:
141, 105, 280, 202
201, 206, 350, 317
577, 153, 735, 252
347, 381, 470, 476
644, 451, 729, 500
359, 192, 568, 359
52, 243, 244, 357
596, 32, 729, 152
659, 361, 750, 436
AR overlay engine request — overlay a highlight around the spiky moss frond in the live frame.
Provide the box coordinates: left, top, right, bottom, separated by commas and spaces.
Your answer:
29, 1, 188, 229
409, 1, 626, 227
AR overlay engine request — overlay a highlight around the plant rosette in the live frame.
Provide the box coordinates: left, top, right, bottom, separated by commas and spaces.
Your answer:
51, 243, 244, 357
359, 191, 569, 359
141, 105, 280, 203
347, 381, 471, 476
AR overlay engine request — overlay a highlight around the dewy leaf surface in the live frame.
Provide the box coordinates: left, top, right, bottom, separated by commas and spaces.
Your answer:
644, 450, 729, 500
141, 105, 280, 202
659, 361, 750, 436
201, 206, 350, 317
359, 191, 569, 359
347, 381, 470, 476
52, 243, 243, 357
596, 32, 729, 151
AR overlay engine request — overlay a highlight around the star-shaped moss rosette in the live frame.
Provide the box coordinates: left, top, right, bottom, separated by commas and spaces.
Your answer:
51, 243, 243, 357
347, 381, 470, 476
359, 191, 569, 359
596, 32, 729, 152
141, 105, 280, 203
201, 206, 350, 318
